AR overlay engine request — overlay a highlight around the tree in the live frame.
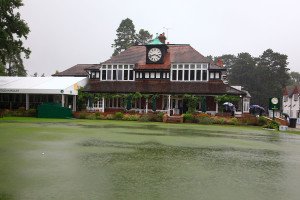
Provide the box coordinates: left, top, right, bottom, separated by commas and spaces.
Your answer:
135, 29, 152, 45
289, 71, 300, 84
111, 18, 136, 56
0, 0, 31, 76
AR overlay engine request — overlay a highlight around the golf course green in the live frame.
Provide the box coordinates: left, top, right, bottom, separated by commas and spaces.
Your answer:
0, 117, 299, 200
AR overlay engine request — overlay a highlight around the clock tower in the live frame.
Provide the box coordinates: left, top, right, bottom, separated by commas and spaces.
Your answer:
145, 33, 168, 64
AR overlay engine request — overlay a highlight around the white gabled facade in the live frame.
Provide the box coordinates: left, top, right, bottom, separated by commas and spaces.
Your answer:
282, 85, 300, 119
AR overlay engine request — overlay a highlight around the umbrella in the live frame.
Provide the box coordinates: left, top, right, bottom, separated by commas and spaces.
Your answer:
223, 102, 234, 107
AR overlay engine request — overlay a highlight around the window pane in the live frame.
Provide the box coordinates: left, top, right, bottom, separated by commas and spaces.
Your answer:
136, 72, 139, 78
215, 73, 220, 79
102, 65, 106, 69
118, 65, 123, 69
190, 64, 195, 69
196, 64, 201, 69
117, 70, 123, 80
102, 70, 106, 80
124, 65, 128, 69
107, 70, 111, 80
184, 70, 189, 80
196, 70, 201, 80
172, 65, 177, 69
113, 65, 117, 69
178, 64, 183, 69
113, 70, 117, 80
96, 72, 99, 78
124, 70, 128, 80
150, 72, 155, 78
202, 64, 208, 69
129, 65, 134, 69
167, 73, 169, 78
202, 70, 207, 80
172, 71, 177, 80
163, 73, 166, 78
184, 64, 189, 69
190, 70, 195, 81
145, 72, 149, 78
129, 70, 134, 80
108, 65, 112, 69
210, 72, 214, 79
156, 72, 160, 78
178, 70, 183, 80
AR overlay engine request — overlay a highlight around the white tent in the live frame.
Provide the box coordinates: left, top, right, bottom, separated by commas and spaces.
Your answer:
0, 76, 88, 111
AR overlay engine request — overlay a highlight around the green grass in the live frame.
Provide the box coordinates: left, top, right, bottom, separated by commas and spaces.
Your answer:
0, 117, 300, 200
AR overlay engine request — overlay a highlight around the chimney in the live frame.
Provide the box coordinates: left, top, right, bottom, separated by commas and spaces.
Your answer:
216, 58, 224, 67
158, 32, 167, 44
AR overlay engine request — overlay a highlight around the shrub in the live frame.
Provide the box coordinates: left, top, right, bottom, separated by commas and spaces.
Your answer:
213, 117, 226, 125
114, 112, 124, 120
264, 120, 279, 130
122, 114, 140, 121
105, 114, 115, 120
183, 113, 194, 123
86, 113, 96, 120
95, 112, 102, 119
197, 116, 214, 124
78, 112, 88, 119
258, 116, 268, 126
228, 117, 239, 125
139, 114, 150, 122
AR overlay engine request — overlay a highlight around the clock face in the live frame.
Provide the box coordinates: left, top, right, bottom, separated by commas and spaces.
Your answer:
271, 97, 278, 104
148, 48, 162, 62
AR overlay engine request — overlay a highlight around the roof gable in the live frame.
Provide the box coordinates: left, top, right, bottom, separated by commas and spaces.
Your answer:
102, 44, 218, 70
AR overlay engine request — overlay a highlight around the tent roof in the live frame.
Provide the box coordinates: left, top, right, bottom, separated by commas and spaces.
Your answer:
0, 76, 87, 95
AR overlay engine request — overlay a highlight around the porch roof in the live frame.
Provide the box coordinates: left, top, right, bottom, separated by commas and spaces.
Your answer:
83, 80, 245, 95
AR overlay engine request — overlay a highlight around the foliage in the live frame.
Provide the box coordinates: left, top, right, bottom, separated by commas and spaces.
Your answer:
213, 49, 290, 108
111, 18, 136, 56
122, 114, 140, 121
197, 116, 214, 125
135, 29, 153, 45
0, 0, 31, 76
1, 108, 36, 117
289, 71, 300, 84
183, 113, 196, 123
258, 116, 268, 126
111, 18, 152, 56
139, 112, 163, 122
114, 112, 124, 120
183, 94, 200, 114
264, 120, 279, 130
215, 94, 240, 104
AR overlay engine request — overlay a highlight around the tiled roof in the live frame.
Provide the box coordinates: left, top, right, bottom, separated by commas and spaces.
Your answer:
83, 79, 245, 95
102, 44, 220, 70
283, 85, 300, 97
52, 64, 96, 77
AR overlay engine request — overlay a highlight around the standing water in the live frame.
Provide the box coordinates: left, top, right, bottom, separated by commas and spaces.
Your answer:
0, 120, 299, 200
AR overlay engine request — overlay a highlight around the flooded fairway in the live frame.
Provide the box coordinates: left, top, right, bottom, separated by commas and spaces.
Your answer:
0, 118, 300, 200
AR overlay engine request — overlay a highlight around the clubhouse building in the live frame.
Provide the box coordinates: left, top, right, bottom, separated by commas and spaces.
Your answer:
1, 34, 250, 115
55, 34, 250, 115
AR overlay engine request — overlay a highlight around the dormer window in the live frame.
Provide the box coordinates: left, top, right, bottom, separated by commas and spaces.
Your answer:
100, 64, 134, 81
171, 63, 208, 81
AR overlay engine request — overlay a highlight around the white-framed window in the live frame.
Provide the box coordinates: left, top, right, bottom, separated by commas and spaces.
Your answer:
150, 72, 155, 78
100, 64, 134, 81
145, 72, 149, 78
215, 73, 220, 79
210, 72, 214, 79
171, 63, 209, 81
156, 72, 160, 78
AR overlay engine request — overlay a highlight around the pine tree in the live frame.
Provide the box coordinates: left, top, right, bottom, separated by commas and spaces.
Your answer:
136, 29, 152, 45
111, 18, 136, 56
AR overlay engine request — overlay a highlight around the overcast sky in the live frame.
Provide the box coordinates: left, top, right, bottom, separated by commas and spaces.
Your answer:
20, 0, 300, 76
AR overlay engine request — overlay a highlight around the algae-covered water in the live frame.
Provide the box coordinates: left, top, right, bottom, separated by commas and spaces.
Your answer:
0, 118, 300, 200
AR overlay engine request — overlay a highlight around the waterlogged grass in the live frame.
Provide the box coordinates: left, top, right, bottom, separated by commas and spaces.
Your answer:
0, 117, 300, 200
